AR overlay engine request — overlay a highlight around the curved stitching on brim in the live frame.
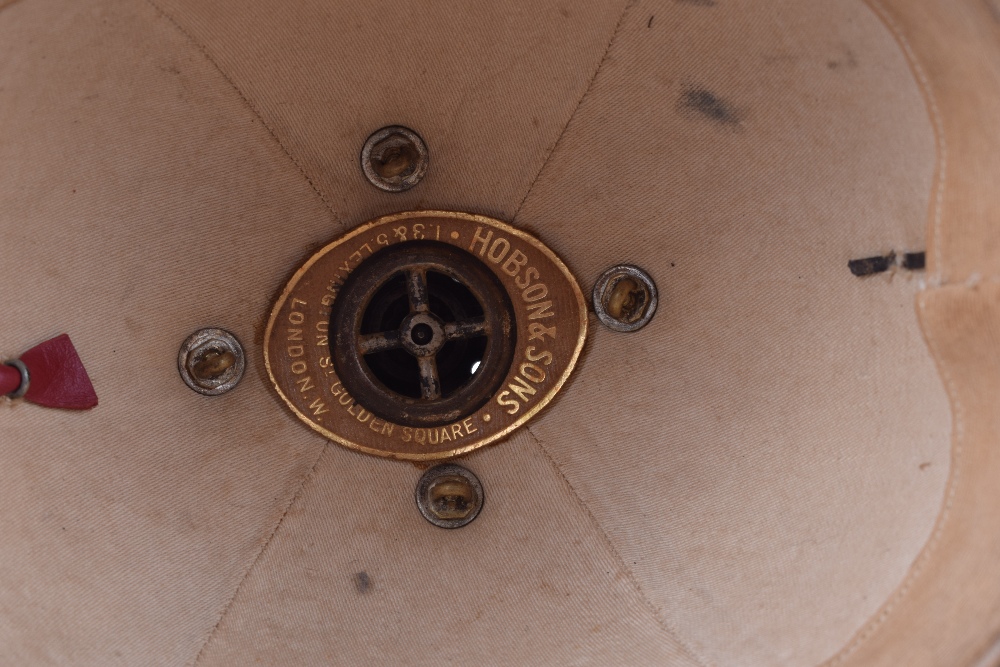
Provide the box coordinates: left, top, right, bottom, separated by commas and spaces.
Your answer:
822, 2, 956, 664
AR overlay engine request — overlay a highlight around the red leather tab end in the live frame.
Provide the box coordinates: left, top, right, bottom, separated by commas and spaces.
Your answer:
19, 334, 98, 410
0, 364, 21, 396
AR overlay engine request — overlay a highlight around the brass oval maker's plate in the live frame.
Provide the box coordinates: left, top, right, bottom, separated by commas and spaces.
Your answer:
264, 210, 587, 460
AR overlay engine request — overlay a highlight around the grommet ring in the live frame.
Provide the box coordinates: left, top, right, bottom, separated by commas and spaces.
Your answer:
360, 126, 428, 192
415, 464, 484, 529
177, 328, 245, 396
3, 359, 30, 399
264, 210, 588, 461
592, 264, 658, 332
330, 241, 516, 428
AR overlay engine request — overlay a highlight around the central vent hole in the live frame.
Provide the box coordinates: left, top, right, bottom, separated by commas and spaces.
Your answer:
361, 271, 487, 399
410, 323, 434, 345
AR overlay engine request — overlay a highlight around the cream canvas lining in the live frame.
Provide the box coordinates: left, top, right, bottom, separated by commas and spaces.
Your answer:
0, 0, 995, 665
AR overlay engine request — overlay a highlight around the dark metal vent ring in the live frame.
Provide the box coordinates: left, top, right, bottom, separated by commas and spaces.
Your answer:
331, 241, 516, 427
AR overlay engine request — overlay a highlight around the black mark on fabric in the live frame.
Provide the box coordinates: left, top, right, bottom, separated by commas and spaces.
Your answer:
647, 15, 654, 28
826, 49, 858, 70
679, 87, 742, 127
354, 571, 372, 594
848, 251, 926, 277
901, 252, 926, 270
675, 0, 716, 6
849, 253, 894, 276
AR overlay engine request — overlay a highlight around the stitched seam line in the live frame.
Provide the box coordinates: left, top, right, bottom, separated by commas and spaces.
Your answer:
823, 6, 954, 663
189, 444, 327, 666
511, 0, 635, 223
824, 287, 964, 666
144, 0, 345, 231
864, 0, 948, 285
525, 426, 714, 667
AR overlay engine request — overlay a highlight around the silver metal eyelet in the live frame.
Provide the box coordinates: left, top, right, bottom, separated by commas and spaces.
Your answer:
592, 264, 658, 332
177, 328, 245, 396
416, 464, 484, 529
360, 126, 429, 192
3, 359, 30, 399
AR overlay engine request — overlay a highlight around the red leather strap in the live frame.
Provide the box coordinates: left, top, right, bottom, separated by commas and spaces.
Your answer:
4, 334, 98, 410
0, 364, 20, 396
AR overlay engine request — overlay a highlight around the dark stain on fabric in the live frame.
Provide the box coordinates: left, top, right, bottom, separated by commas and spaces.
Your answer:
647, 15, 654, 28
848, 252, 895, 277
675, 0, 716, 6
679, 87, 742, 127
826, 49, 858, 70
354, 571, 372, 594
848, 251, 926, 277
901, 252, 926, 270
